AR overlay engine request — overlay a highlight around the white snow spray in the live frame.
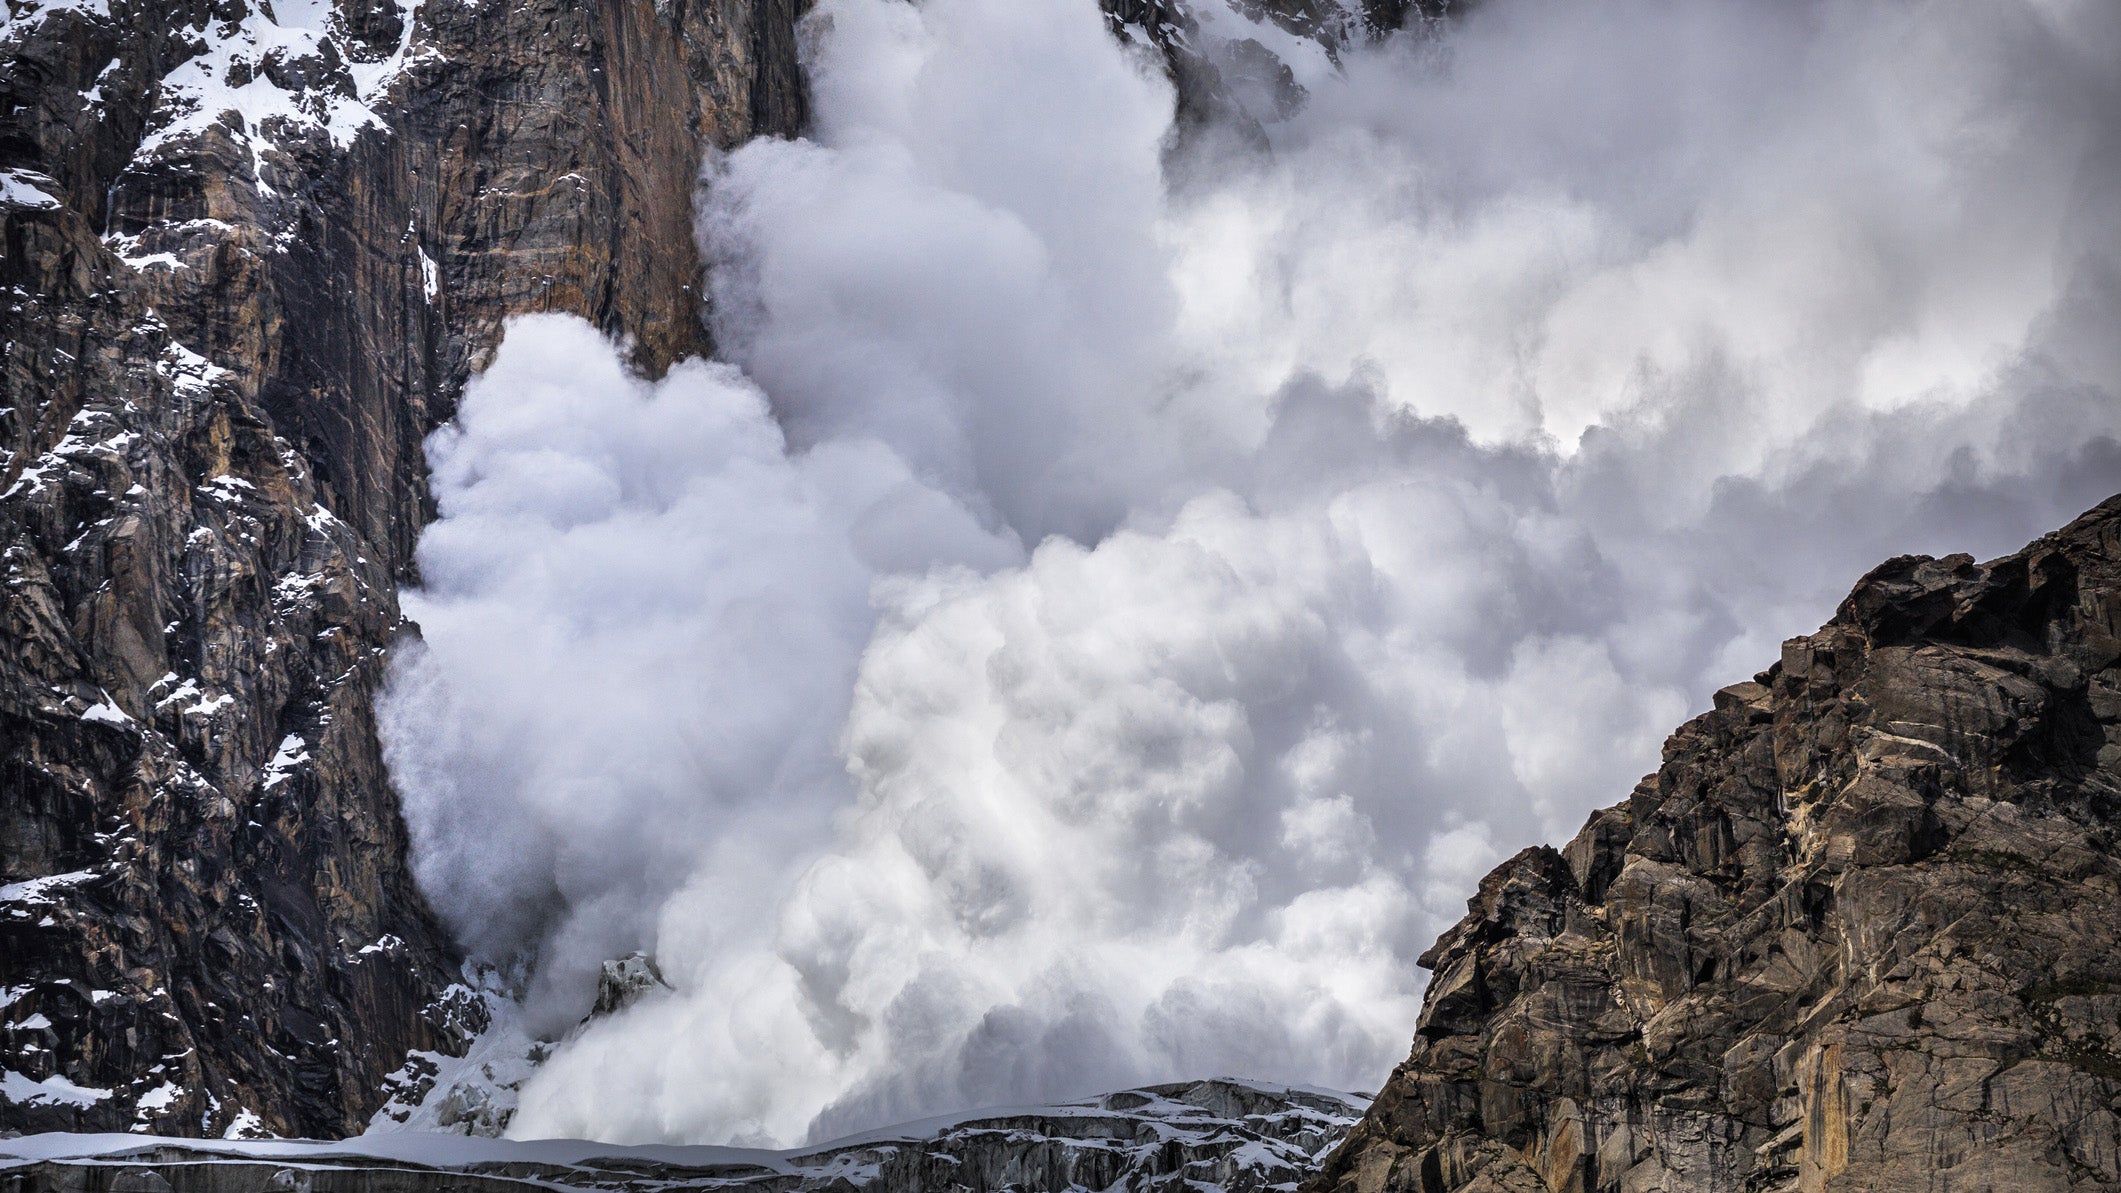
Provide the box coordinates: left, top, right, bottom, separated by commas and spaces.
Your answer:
382, 0, 2121, 1147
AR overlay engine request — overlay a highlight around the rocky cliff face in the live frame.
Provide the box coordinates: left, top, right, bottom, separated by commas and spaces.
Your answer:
2, 0, 805, 1139
2, 1079, 1364, 1193
1309, 497, 2121, 1193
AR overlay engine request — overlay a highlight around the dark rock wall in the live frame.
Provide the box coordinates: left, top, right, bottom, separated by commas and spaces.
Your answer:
1308, 498, 2121, 1193
2, 0, 806, 1139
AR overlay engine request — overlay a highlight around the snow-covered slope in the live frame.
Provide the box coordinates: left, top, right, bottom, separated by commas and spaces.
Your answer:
3, 1079, 1367, 1193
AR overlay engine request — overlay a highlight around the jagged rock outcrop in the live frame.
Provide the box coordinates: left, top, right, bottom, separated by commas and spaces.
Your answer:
1309, 496, 2121, 1193
2, 0, 805, 1138
1, 1079, 1363, 1193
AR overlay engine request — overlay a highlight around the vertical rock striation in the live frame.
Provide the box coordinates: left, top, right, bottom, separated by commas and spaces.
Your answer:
1309, 496, 2121, 1192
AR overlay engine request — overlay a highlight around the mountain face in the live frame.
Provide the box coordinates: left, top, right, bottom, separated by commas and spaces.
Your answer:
1307, 498, 2121, 1193
2, 1079, 1365, 1193
0, 0, 1396, 1141
10, 0, 2116, 1180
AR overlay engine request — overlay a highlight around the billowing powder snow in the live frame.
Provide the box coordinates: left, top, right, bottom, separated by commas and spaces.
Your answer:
373, 0, 2121, 1150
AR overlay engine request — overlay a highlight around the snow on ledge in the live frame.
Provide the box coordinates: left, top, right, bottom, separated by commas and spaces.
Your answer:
0, 169, 63, 210
0, 1071, 115, 1110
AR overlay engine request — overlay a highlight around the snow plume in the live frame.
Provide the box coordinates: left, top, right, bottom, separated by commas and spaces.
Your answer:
383, 325, 1017, 1019
382, 0, 2121, 1148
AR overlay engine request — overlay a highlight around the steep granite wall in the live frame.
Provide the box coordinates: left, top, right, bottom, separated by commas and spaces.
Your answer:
1309, 497, 2121, 1193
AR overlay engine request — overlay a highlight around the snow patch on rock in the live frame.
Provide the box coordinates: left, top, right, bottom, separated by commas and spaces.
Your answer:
0, 1070, 115, 1110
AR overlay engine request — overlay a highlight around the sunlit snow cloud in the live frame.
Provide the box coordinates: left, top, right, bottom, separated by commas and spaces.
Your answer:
382, 0, 2121, 1148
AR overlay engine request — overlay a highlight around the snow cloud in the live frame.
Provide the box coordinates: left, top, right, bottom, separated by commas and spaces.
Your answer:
382, 0, 2121, 1148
